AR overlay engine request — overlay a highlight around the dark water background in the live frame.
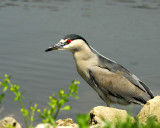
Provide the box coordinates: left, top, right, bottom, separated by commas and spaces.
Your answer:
0, 0, 160, 126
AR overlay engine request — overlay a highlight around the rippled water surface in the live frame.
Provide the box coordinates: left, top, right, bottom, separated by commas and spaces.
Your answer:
0, 0, 160, 126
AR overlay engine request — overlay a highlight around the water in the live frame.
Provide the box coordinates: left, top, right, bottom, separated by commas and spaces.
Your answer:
0, 0, 160, 126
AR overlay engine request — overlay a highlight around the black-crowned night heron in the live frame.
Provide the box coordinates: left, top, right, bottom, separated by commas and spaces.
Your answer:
45, 34, 154, 106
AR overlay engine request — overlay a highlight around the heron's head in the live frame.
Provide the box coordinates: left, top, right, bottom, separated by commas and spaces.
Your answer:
45, 34, 90, 53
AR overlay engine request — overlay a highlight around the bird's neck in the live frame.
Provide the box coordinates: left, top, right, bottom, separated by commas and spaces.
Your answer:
73, 46, 95, 62
73, 46, 97, 81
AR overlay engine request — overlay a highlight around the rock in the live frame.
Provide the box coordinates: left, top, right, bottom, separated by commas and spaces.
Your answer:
89, 106, 134, 127
35, 123, 53, 128
35, 119, 78, 128
56, 118, 78, 128
137, 96, 160, 123
0, 117, 21, 128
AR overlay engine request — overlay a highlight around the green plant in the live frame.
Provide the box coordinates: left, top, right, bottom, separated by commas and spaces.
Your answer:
76, 115, 160, 128
0, 74, 79, 128
76, 114, 89, 128
114, 117, 160, 128
37, 80, 79, 127
0, 93, 5, 104
0, 74, 36, 128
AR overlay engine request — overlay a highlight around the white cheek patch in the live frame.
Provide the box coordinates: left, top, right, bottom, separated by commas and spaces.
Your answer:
59, 39, 66, 43
63, 44, 70, 49
62, 41, 75, 51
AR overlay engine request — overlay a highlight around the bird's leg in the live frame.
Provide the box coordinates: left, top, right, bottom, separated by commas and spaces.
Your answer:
104, 97, 111, 107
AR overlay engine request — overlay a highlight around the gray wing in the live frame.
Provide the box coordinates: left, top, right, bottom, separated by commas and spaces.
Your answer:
97, 54, 154, 99
88, 69, 149, 105
89, 67, 150, 104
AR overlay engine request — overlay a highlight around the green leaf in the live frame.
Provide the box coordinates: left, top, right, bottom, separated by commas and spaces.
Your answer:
58, 89, 64, 98
1, 82, 8, 87
61, 105, 71, 110
13, 97, 18, 101
3, 86, 8, 92
4, 74, 8, 78
0, 94, 5, 104
73, 95, 79, 99
73, 80, 80, 85
21, 108, 29, 117
59, 99, 65, 106
76, 114, 89, 128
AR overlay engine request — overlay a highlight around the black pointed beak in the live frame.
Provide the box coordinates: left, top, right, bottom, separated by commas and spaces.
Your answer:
45, 42, 65, 52
45, 47, 55, 52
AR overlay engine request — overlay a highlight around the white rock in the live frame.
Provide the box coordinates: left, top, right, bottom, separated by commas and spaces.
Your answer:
56, 118, 78, 128
89, 106, 134, 126
137, 96, 160, 123
35, 123, 53, 128
0, 117, 21, 128
35, 118, 78, 128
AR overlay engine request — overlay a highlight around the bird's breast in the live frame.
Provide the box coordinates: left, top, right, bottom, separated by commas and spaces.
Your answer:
73, 54, 98, 81
75, 60, 90, 81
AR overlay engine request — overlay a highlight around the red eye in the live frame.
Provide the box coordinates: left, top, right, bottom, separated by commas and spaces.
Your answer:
67, 39, 71, 43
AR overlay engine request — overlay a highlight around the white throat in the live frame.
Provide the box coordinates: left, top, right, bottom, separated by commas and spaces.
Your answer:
73, 43, 95, 62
